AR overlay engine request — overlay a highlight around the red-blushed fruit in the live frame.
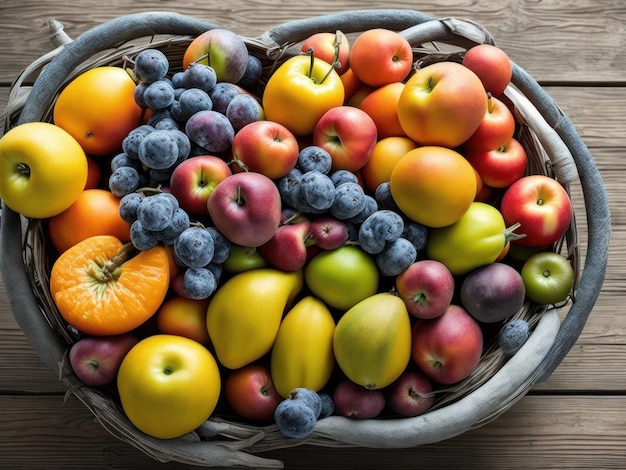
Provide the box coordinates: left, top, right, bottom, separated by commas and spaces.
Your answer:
349, 28, 414, 87
384, 369, 435, 417
156, 296, 211, 345
462, 94, 516, 152
465, 137, 528, 189
398, 61, 487, 149
169, 155, 232, 215
301, 31, 351, 75
231, 120, 300, 179
411, 304, 484, 385
308, 215, 349, 250
500, 174, 573, 247
332, 378, 386, 419
395, 260, 455, 319
358, 82, 406, 139
207, 172, 282, 247
313, 105, 378, 172
224, 363, 283, 422
462, 43, 512, 97
69, 333, 139, 387
258, 216, 312, 271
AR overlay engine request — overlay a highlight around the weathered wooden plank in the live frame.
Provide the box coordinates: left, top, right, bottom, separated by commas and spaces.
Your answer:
0, 0, 623, 84
0, 394, 625, 469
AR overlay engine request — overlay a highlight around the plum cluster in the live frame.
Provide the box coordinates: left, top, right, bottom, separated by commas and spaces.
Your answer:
274, 387, 333, 438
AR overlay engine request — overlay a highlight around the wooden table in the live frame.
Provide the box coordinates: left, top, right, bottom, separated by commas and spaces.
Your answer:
1, 1, 623, 468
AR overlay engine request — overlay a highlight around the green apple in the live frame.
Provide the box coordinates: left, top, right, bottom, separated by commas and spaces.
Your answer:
222, 243, 267, 273
521, 251, 574, 304
304, 245, 379, 310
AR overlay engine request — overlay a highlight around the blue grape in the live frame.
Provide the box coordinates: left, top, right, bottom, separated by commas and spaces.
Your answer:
122, 124, 154, 160
402, 221, 428, 253
133, 82, 149, 108
349, 194, 378, 224
118, 192, 144, 223
330, 182, 366, 220
167, 128, 191, 160
225, 93, 261, 130
158, 208, 190, 244
130, 219, 159, 251
289, 388, 323, 419
318, 392, 335, 419
147, 108, 174, 129
185, 110, 235, 153
138, 129, 179, 170
300, 170, 335, 211
143, 80, 175, 110
109, 166, 140, 197
137, 193, 176, 232
237, 54, 263, 88
376, 237, 417, 277
178, 88, 213, 120
205, 226, 231, 264
205, 261, 223, 284
274, 399, 317, 439
330, 169, 358, 187
374, 181, 400, 212
134, 48, 169, 83
277, 168, 303, 208
209, 82, 240, 114
499, 320, 531, 355
358, 210, 404, 254
182, 267, 217, 300
111, 152, 140, 172
154, 117, 180, 131
297, 146, 332, 174
174, 226, 215, 268
182, 63, 217, 92
171, 71, 185, 88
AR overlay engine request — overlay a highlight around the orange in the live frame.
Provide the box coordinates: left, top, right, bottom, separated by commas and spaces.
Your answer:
389, 146, 477, 228
361, 136, 418, 192
358, 82, 406, 139
48, 189, 131, 254
53, 66, 144, 156
84, 155, 102, 189
50, 235, 170, 336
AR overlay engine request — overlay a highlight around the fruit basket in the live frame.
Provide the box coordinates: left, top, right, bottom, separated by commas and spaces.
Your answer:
0, 9, 610, 469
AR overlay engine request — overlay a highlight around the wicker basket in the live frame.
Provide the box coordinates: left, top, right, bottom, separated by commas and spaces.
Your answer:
0, 10, 610, 468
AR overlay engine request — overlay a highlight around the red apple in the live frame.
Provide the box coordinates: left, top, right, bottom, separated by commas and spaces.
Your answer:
465, 137, 528, 189
411, 304, 484, 385
308, 215, 349, 250
169, 155, 232, 215
231, 120, 300, 179
332, 378, 386, 419
384, 369, 435, 417
301, 30, 351, 75
395, 260, 455, 320
258, 213, 312, 271
207, 171, 282, 247
313, 105, 378, 172
462, 43, 512, 97
500, 174, 573, 247
398, 61, 487, 148
462, 94, 516, 151
224, 363, 283, 422
156, 296, 211, 345
69, 333, 139, 387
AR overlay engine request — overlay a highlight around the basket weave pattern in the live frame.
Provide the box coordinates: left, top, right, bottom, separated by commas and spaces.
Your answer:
0, 10, 610, 469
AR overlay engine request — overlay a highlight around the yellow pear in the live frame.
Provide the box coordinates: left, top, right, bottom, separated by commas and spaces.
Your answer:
206, 268, 302, 369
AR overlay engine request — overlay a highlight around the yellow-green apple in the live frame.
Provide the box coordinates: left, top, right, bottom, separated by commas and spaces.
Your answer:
398, 61, 487, 148
207, 172, 282, 247
333, 378, 386, 419
312, 105, 378, 172
384, 369, 435, 417
258, 212, 312, 271
231, 120, 300, 179
308, 215, 349, 250
69, 333, 139, 387
156, 296, 211, 345
304, 245, 379, 310
224, 363, 283, 422
500, 174, 573, 247
262, 54, 345, 136
358, 82, 406, 139
169, 155, 232, 215
395, 260, 455, 320
462, 44, 512, 97
465, 137, 527, 189
460, 262, 526, 323
223, 243, 267, 273
462, 94, 516, 151
300, 30, 351, 75
411, 304, 484, 385
521, 251, 575, 305
348, 28, 414, 87
182, 28, 249, 83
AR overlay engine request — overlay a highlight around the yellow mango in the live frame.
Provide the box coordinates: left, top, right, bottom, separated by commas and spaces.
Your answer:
333, 292, 412, 390
271, 296, 336, 398
206, 268, 302, 369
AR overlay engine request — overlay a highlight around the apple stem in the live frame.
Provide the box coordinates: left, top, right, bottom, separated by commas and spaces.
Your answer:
487, 92, 494, 114
307, 47, 315, 80
194, 52, 210, 65
228, 157, 249, 172
332, 30, 343, 70
281, 210, 303, 225
16, 162, 30, 178
305, 46, 340, 85
504, 222, 527, 242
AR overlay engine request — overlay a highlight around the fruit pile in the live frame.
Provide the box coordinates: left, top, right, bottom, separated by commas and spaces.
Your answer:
0, 26, 576, 441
